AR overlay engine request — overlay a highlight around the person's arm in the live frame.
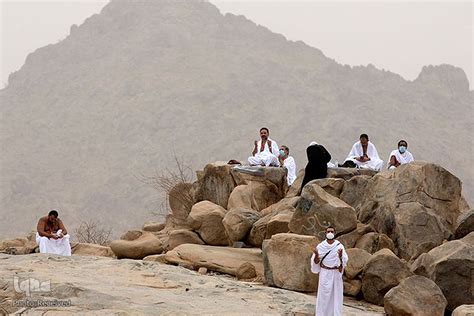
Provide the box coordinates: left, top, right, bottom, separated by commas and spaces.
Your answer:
37, 218, 54, 238
313, 250, 320, 264
58, 219, 67, 235
252, 140, 258, 156
267, 140, 273, 153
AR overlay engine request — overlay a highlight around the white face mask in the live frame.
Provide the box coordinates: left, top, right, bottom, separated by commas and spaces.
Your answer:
326, 232, 335, 240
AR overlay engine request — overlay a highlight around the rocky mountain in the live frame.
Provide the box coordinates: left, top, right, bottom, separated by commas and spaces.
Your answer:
1, 0, 472, 238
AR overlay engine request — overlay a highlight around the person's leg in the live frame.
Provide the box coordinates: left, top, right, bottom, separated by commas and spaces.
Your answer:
248, 156, 261, 166
36, 234, 50, 253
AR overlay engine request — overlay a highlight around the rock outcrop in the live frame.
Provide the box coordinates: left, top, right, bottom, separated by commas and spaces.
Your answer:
164, 244, 264, 277
168, 229, 205, 250
222, 208, 261, 243
263, 233, 319, 292
411, 232, 474, 311
455, 209, 474, 239
289, 183, 357, 238
71, 242, 114, 257
110, 231, 163, 259
383, 275, 447, 316
346, 162, 463, 260
361, 249, 413, 305
187, 201, 228, 246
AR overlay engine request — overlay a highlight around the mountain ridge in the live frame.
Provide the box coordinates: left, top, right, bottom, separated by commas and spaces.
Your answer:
1, 0, 472, 239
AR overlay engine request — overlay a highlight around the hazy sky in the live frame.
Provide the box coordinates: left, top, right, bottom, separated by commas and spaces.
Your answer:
1, 0, 472, 88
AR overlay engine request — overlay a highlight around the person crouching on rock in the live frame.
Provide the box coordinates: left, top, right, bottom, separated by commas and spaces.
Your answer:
36, 210, 71, 256
311, 226, 348, 316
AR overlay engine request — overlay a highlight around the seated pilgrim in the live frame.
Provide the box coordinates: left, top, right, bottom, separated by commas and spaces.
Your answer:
342, 133, 384, 171
278, 145, 296, 186
387, 139, 414, 170
248, 127, 280, 167
36, 210, 71, 256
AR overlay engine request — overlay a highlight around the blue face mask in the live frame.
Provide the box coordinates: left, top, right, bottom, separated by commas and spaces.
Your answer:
279, 149, 286, 157
399, 146, 407, 153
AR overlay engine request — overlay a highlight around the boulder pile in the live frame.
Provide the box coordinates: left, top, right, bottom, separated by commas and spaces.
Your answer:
2, 161, 472, 314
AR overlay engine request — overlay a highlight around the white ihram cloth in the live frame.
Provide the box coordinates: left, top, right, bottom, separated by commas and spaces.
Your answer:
248, 138, 280, 167
311, 240, 348, 316
282, 156, 297, 186
36, 231, 71, 256
387, 149, 414, 168
345, 141, 384, 171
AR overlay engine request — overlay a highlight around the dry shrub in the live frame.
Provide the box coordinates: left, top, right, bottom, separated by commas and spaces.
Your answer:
74, 220, 112, 245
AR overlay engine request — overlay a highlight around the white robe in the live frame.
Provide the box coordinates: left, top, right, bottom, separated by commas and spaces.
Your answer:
345, 141, 384, 171
310, 240, 348, 316
387, 149, 414, 168
248, 138, 280, 167
283, 156, 297, 186
36, 232, 71, 256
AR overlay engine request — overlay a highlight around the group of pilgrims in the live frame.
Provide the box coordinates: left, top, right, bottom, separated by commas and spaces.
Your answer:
248, 127, 415, 316
248, 127, 414, 190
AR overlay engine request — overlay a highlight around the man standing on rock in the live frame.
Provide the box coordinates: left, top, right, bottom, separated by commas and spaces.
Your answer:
311, 226, 348, 316
36, 210, 71, 256
248, 127, 280, 167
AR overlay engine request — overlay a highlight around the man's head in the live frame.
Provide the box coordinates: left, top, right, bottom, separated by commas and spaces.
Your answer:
260, 127, 269, 140
360, 133, 369, 146
279, 145, 289, 157
325, 226, 336, 240
398, 140, 408, 153
48, 210, 59, 222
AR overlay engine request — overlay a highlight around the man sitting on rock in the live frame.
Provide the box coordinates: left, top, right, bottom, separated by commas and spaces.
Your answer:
36, 210, 71, 256
248, 127, 280, 167
387, 139, 414, 169
341, 133, 384, 171
278, 145, 296, 186
311, 226, 348, 316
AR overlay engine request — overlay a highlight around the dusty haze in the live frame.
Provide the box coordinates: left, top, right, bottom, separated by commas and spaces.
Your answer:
0, 0, 472, 239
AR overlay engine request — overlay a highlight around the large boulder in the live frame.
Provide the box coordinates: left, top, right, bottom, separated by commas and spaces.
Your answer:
354, 232, 396, 254
227, 182, 282, 212
266, 211, 292, 238
168, 182, 195, 220
452, 305, 474, 316
384, 275, 447, 316
260, 196, 300, 216
343, 277, 362, 297
71, 243, 114, 257
193, 162, 243, 208
168, 229, 205, 250
222, 208, 261, 242
351, 162, 463, 260
411, 232, 474, 311
455, 209, 474, 239
247, 208, 294, 248
345, 248, 372, 279
142, 221, 165, 232
327, 167, 378, 180
289, 183, 357, 238
339, 175, 372, 214
263, 233, 319, 292
110, 231, 163, 259
0, 236, 37, 255
338, 223, 374, 249
164, 244, 263, 277
361, 248, 413, 305
309, 178, 345, 198
187, 201, 228, 246
232, 165, 288, 196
